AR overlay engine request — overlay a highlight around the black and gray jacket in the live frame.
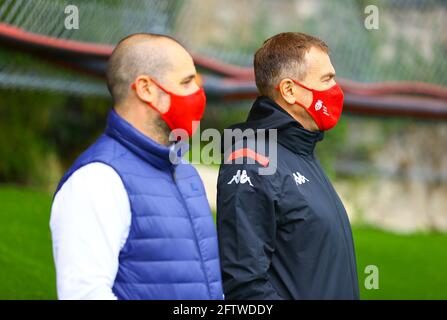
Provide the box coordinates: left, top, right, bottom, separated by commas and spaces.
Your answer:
217, 96, 359, 300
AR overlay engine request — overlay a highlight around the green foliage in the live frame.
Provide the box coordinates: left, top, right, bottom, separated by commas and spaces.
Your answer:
201, 101, 248, 132
316, 115, 348, 179
0, 89, 63, 187
0, 89, 110, 190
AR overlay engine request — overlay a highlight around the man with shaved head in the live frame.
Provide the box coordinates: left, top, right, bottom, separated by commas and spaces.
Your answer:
50, 34, 224, 300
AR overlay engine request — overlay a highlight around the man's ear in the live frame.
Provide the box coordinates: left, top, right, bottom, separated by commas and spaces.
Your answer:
133, 75, 159, 108
278, 79, 297, 105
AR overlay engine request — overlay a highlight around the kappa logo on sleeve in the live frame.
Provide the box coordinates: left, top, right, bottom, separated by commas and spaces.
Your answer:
228, 169, 254, 187
293, 171, 309, 185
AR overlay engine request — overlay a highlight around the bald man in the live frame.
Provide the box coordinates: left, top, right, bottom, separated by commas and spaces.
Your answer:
50, 34, 224, 300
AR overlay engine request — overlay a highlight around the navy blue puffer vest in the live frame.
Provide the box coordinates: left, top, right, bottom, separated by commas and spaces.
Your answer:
54, 109, 224, 300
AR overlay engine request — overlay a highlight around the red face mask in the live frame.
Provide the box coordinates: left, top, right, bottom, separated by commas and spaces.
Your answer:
291, 80, 344, 131
132, 79, 206, 137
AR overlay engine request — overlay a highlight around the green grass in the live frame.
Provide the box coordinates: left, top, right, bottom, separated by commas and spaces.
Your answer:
0, 185, 56, 299
0, 185, 446, 300
354, 226, 447, 299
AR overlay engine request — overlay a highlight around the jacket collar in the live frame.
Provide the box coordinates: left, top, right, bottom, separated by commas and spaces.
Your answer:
105, 109, 186, 170
230, 96, 324, 156
277, 122, 324, 156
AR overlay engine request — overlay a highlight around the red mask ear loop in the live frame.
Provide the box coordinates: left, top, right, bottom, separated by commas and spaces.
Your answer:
290, 80, 315, 109
131, 79, 187, 96
130, 81, 165, 115
275, 80, 312, 93
275, 81, 310, 109
130, 80, 163, 92
291, 80, 314, 91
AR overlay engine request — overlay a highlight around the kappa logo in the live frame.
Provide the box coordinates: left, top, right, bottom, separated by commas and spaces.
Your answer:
314, 100, 330, 116
228, 170, 254, 186
293, 171, 309, 185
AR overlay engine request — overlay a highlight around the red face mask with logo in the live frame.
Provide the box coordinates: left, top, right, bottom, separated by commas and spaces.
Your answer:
290, 80, 344, 131
132, 79, 206, 137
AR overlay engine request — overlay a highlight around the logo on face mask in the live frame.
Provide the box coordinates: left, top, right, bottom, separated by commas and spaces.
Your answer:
315, 100, 323, 111
315, 100, 330, 116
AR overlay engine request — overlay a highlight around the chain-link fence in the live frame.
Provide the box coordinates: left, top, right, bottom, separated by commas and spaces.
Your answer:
0, 0, 446, 95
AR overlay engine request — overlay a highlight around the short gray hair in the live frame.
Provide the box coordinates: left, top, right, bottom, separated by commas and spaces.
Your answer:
254, 32, 329, 97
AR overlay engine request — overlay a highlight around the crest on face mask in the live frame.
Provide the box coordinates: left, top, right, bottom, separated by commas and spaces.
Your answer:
292, 80, 344, 131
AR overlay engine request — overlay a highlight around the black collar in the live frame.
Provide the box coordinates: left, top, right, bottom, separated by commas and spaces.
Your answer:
277, 123, 324, 156
229, 96, 324, 156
